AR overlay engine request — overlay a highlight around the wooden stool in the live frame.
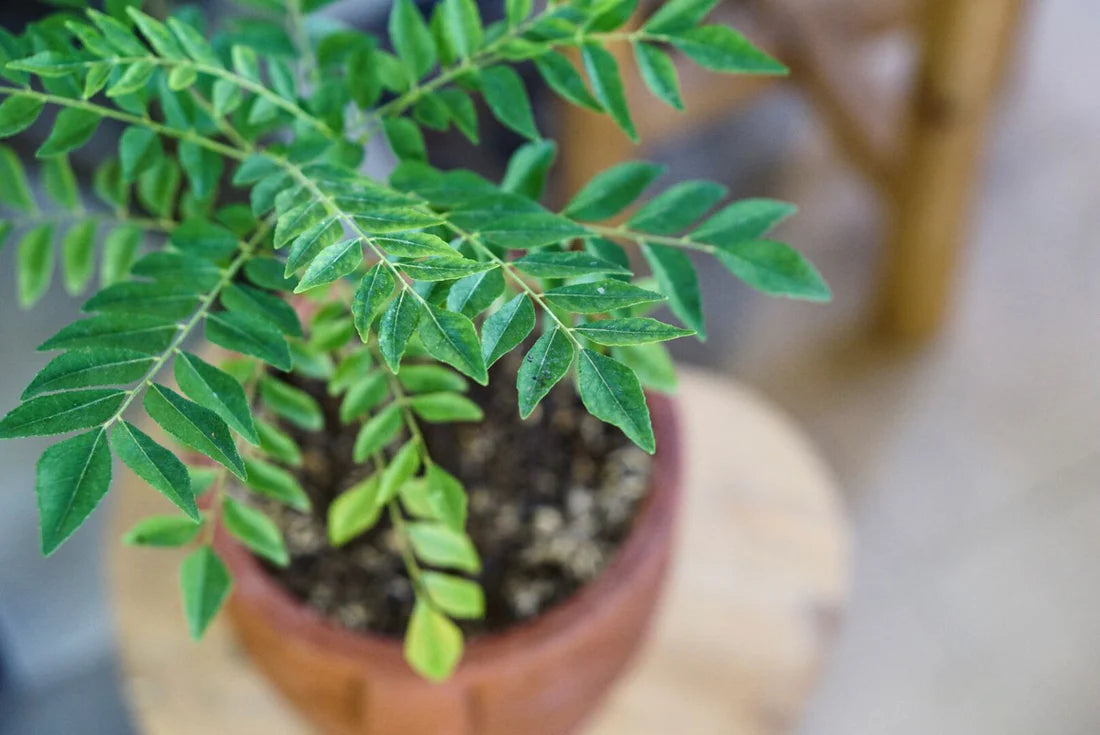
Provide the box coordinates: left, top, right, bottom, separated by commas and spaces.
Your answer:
559, 0, 1028, 342
108, 369, 849, 734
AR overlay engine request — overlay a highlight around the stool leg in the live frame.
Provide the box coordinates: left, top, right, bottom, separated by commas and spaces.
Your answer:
875, 0, 1025, 341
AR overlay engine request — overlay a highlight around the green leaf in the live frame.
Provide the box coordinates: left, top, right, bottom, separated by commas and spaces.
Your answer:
138, 159, 181, 219
667, 26, 786, 74
119, 126, 162, 182
353, 263, 397, 341
126, 7, 185, 59
144, 384, 246, 479
448, 212, 587, 251
408, 392, 483, 423
506, 0, 533, 26
83, 62, 112, 98
390, 0, 436, 80
581, 44, 636, 141
212, 79, 242, 117
38, 314, 178, 354
379, 439, 421, 504
222, 497, 288, 567
516, 327, 574, 418
106, 61, 158, 98
399, 257, 496, 283
230, 45, 262, 83
206, 311, 292, 371
339, 372, 388, 423
383, 117, 427, 162
691, 198, 796, 244
274, 201, 327, 249
611, 343, 677, 393
421, 572, 484, 619
641, 242, 705, 337
22, 348, 152, 399
0, 388, 124, 438
629, 180, 727, 234
221, 284, 302, 338
534, 52, 602, 112
513, 250, 631, 279
713, 240, 830, 301
644, 0, 720, 33
635, 42, 683, 110
418, 305, 488, 385
0, 95, 44, 137
37, 108, 102, 158
564, 161, 664, 221
17, 224, 54, 308
374, 231, 455, 258
445, 267, 505, 317
36, 428, 111, 555
111, 421, 199, 520
285, 219, 342, 276
422, 464, 466, 530
294, 238, 362, 293
405, 598, 463, 681
82, 282, 200, 321
256, 418, 301, 467
407, 521, 480, 572
259, 377, 323, 431
328, 475, 383, 546
574, 317, 694, 345
437, 88, 478, 142
132, 251, 220, 289
353, 404, 403, 461
179, 546, 231, 640
188, 466, 219, 496
167, 65, 198, 91
379, 289, 420, 372
100, 225, 143, 287
245, 257, 298, 291
398, 365, 468, 394
479, 65, 538, 140
179, 141, 223, 200
0, 145, 34, 211
43, 156, 79, 209
577, 349, 654, 452
501, 140, 557, 200
168, 16, 222, 67
481, 293, 535, 368
171, 221, 239, 263
242, 456, 311, 511
61, 221, 97, 295
542, 280, 664, 313
441, 0, 482, 58
123, 515, 202, 547
175, 352, 259, 445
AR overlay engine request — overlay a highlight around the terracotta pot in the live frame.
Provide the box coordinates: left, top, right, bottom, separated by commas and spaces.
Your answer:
215, 393, 682, 735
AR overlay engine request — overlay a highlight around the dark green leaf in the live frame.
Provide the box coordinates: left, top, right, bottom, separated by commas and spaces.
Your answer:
17, 224, 54, 308
691, 198, 796, 245
516, 327, 574, 418
481, 293, 535, 367
82, 282, 201, 320
445, 267, 504, 317
175, 352, 259, 445
38, 314, 178, 354
577, 348, 654, 452
534, 52, 601, 112
574, 316, 694, 345
294, 238, 362, 292
221, 284, 302, 338
713, 239, 830, 301
564, 161, 664, 221
206, 311, 292, 371
667, 26, 786, 74
36, 428, 111, 555
635, 42, 683, 109
581, 44, 636, 141
418, 305, 488, 385
629, 180, 727, 234
179, 545, 231, 640
479, 65, 538, 140
0, 388, 124, 438
144, 384, 246, 478
513, 250, 631, 278
379, 289, 420, 372
641, 242, 705, 337
245, 257, 298, 291
222, 497, 288, 566
353, 263, 396, 341
171, 221, 239, 263
22, 348, 152, 399
61, 220, 97, 295
0, 95, 44, 137
37, 108, 102, 158
542, 280, 664, 313
111, 420, 199, 520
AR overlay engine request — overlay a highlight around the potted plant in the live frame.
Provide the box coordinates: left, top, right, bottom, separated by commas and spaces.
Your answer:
0, 0, 829, 732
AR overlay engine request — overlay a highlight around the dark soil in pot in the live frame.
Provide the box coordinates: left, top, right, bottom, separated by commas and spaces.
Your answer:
243, 355, 654, 638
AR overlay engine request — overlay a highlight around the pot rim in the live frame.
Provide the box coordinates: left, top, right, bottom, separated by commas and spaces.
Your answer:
217, 391, 682, 681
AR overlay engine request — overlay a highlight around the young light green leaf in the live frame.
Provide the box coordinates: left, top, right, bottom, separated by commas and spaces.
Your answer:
123, 515, 202, 547
479, 65, 538, 140
294, 238, 362, 293
481, 293, 535, 368
577, 349, 654, 452
513, 251, 631, 279
405, 598, 463, 681
581, 44, 636, 141
17, 224, 54, 308
36, 428, 111, 555
421, 572, 484, 619
379, 439, 421, 503
418, 305, 488, 385
22, 348, 152, 399
516, 327, 575, 418
328, 474, 383, 546
0, 95, 44, 137
353, 404, 404, 461
574, 317, 694, 345
256, 418, 302, 467
408, 392, 483, 423
61, 220, 96, 295
339, 371, 388, 423
37, 108, 102, 158
206, 311, 293, 371
242, 456, 311, 511
564, 161, 665, 221
0, 388, 124, 438
668, 26, 786, 74
179, 545, 231, 640
713, 240, 831, 301
259, 377, 323, 431
222, 497, 289, 567
175, 352, 259, 445
144, 384, 246, 479
635, 42, 683, 110
423, 463, 466, 531
379, 289, 420, 372
641, 242, 705, 338
505, 0, 533, 26
406, 521, 480, 573
542, 280, 664, 313
398, 365, 467, 394
111, 421, 199, 520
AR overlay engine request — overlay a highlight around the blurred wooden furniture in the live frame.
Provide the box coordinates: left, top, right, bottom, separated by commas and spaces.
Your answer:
109, 369, 850, 734
559, 0, 1027, 341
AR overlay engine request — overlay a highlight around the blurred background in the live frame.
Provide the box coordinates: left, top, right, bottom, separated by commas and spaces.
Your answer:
2, 0, 1098, 733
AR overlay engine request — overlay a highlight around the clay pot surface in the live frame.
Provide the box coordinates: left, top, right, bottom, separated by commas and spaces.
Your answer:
215, 393, 682, 735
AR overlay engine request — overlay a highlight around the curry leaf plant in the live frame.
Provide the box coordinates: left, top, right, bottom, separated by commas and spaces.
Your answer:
0, 0, 829, 681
